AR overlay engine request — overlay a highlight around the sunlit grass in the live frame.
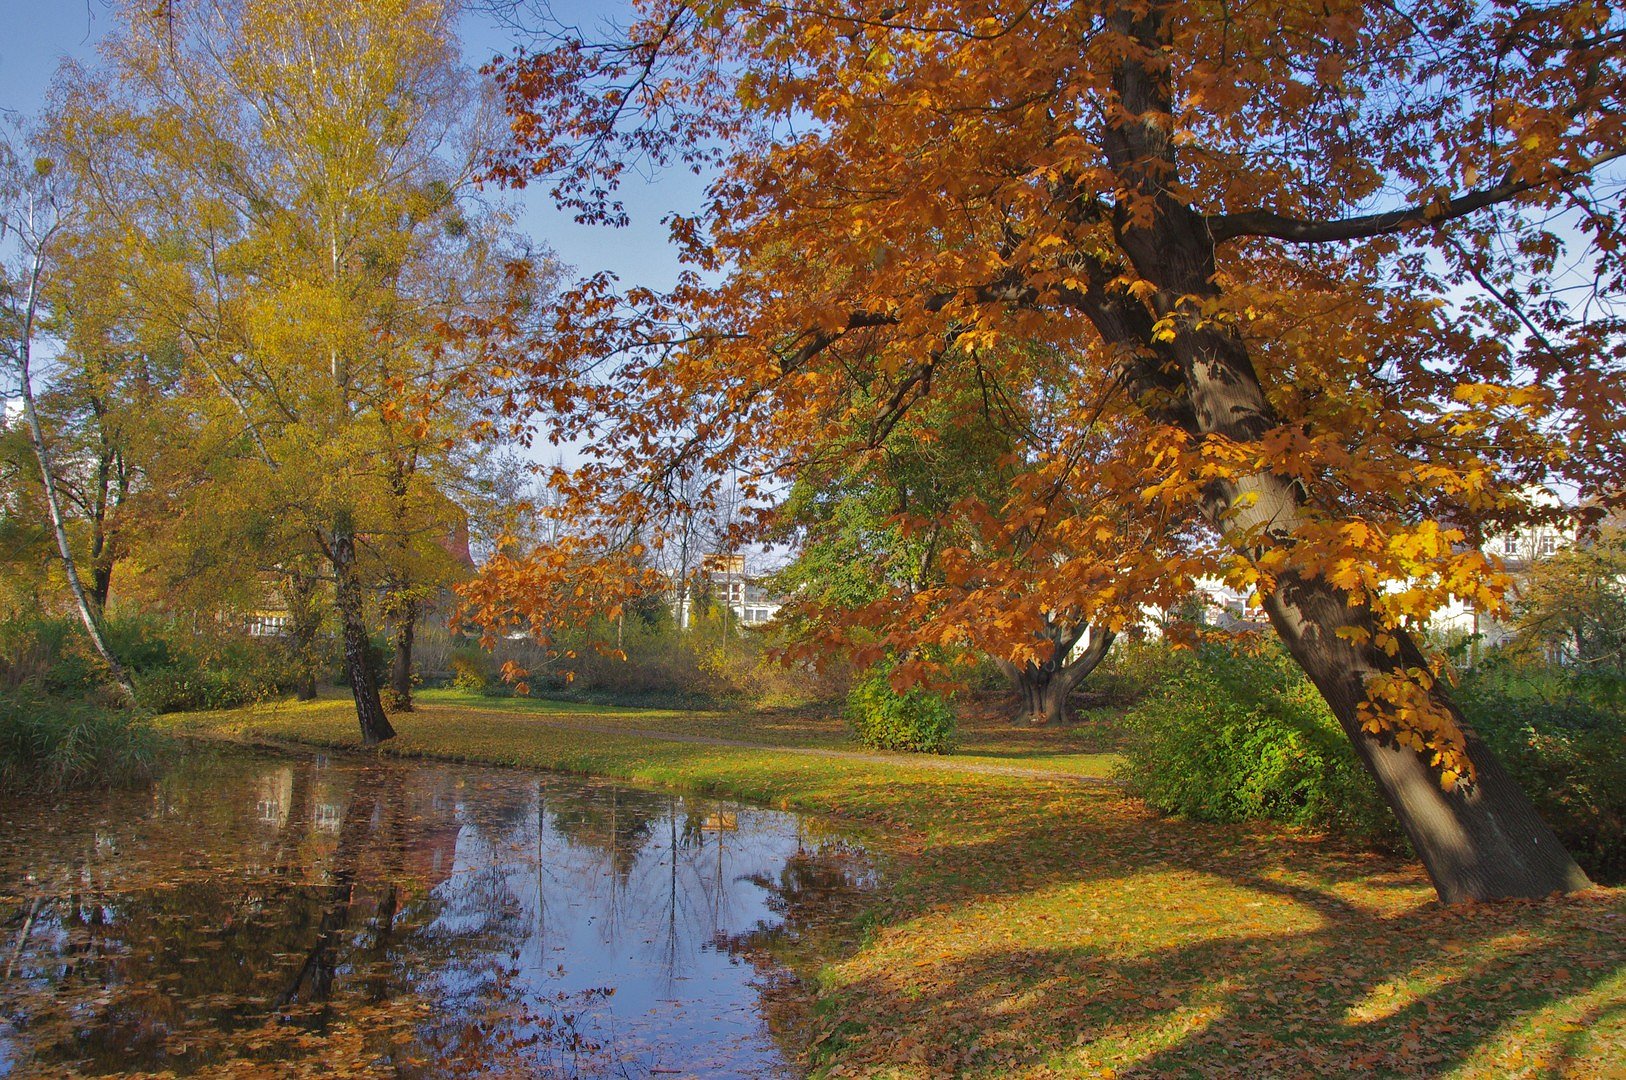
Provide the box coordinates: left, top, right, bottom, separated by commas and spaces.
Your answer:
165, 697, 1626, 1078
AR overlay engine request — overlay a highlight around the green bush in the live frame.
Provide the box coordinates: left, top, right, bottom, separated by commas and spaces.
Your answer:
1456, 660, 1625, 884
845, 663, 958, 754
135, 664, 283, 713
0, 689, 163, 793
0, 614, 300, 713
128, 623, 298, 713
449, 644, 498, 694
1084, 638, 1188, 710
1116, 643, 1401, 847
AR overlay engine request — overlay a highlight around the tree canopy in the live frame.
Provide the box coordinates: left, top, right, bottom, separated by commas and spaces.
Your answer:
44, 0, 545, 740
471, 0, 1623, 901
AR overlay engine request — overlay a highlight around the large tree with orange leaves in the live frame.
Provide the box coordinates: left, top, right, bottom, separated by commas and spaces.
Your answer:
475, 0, 1623, 902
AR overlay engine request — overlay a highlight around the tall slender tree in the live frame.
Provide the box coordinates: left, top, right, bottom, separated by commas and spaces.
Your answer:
53, 0, 539, 742
0, 129, 136, 701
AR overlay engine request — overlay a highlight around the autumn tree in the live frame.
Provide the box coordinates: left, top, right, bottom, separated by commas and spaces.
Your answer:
474, 0, 1626, 901
1514, 525, 1626, 671
0, 126, 136, 700
53, 0, 539, 742
32, 216, 178, 613
773, 366, 1191, 724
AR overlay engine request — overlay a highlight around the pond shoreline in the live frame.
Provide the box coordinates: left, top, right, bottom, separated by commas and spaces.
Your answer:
2, 741, 876, 1078
151, 699, 1626, 1078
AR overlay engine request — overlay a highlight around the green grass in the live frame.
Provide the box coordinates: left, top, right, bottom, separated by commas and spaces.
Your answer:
411, 687, 1122, 777
162, 694, 1626, 1078
415, 686, 713, 720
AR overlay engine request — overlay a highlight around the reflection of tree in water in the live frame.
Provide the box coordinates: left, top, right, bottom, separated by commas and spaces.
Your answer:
730, 839, 878, 950
0, 753, 876, 1078
413, 780, 637, 1077
0, 755, 467, 1075
546, 782, 665, 880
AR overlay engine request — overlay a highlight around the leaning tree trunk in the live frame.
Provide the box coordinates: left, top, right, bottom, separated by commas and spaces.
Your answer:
1259, 566, 1592, 901
1158, 212, 1587, 905
1083, 0, 1591, 902
329, 522, 395, 745
14, 309, 134, 704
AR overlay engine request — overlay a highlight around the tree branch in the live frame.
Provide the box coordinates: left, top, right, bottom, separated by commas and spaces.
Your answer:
1207, 150, 1626, 245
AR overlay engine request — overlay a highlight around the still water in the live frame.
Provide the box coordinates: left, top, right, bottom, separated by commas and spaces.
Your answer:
0, 749, 875, 1078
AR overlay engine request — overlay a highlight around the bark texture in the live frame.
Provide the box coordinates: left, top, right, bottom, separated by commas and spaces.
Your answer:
284, 568, 323, 701
330, 522, 395, 745
1073, 0, 1592, 901
993, 622, 1115, 725
387, 599, 418, 712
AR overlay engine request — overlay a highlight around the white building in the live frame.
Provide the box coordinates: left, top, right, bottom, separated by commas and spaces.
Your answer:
672, 554, 784, 629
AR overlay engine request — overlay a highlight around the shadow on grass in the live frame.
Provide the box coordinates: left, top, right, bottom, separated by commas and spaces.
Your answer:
812, 878, 1621, 1077
180, 703, 1624, 1076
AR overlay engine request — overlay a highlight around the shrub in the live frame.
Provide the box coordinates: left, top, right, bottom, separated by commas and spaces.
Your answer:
3, 615, 300, 713
0, 689, 163, 793
127, 623, 298, 713
0, 617, 83, 692
1084, 638, 1187, 710
449, 644, 497, 694
1455, 660, 1625, 884
845, 663, 958, 754
1116, 643, 1400, 847
135, 664, 283, 713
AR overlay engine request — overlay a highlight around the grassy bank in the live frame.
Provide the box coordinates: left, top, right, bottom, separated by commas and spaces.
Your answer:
162, 694, 1626, 1078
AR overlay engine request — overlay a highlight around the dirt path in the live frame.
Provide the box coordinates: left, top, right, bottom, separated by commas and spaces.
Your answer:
419, 704, 1114, 785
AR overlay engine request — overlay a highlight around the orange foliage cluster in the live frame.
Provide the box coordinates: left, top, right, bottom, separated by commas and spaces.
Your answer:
465, 0, 1624, 792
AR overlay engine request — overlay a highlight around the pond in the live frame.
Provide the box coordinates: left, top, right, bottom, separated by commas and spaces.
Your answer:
0, 748, 877, 1078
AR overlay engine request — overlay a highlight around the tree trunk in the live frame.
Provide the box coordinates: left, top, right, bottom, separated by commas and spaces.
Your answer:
995, 658, 1066, 725
994, 624, 1115, 725
1260, 568, 1592, 902
13, 272, 134, 704
1159, 212, 1590, 905
88, 444, 114, 612
285, 568, 323, 701
1082, 0, 1591, 902
329, 523, 395, 745
89, 549, 113, 614
388, 599, 417, 712
1027, 671, 1068, 726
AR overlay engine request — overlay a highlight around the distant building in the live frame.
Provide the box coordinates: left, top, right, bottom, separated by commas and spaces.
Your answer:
1432, 488, 1578, 650
673, 554, 785, 629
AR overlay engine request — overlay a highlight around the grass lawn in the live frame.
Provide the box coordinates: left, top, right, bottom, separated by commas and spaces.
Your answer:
413, 687, 1123, 775
162, 694, 1626, 1078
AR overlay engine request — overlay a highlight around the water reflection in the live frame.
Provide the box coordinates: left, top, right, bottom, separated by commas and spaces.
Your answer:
0, 750, 875, 1077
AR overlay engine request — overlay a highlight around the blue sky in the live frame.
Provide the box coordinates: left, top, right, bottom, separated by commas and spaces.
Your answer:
0, 0, 700, 291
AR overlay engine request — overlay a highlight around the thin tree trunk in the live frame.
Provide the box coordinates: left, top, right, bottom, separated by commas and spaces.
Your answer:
88, 437, 114, 612
388, 599, 417, 712
382, 457, 419, 712
1083, 0, 1590, 901
13, 259, 134, 704
285, 568, 323, 701
329, 522, 395, 745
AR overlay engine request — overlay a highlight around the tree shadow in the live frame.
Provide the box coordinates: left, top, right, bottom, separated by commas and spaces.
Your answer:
770, 770, 1623, 1076
811, 881, 1622, 1076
